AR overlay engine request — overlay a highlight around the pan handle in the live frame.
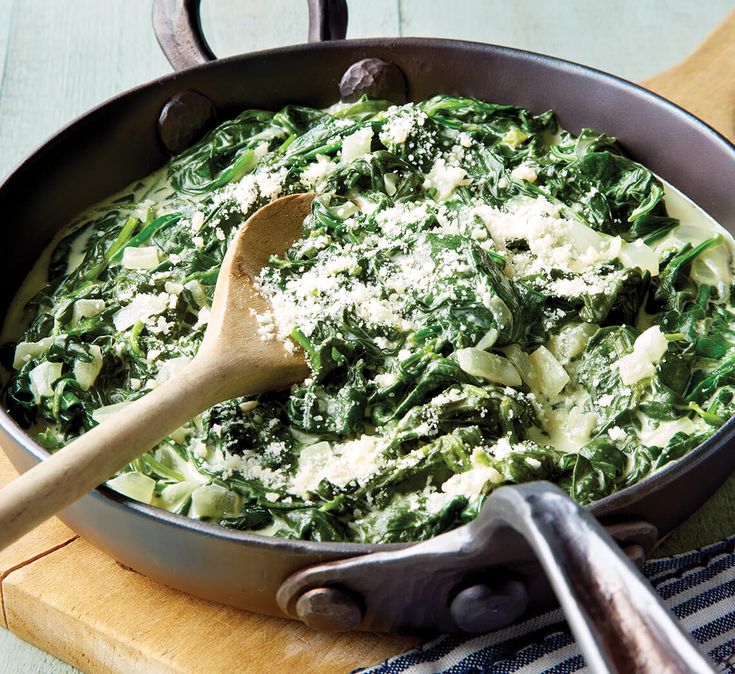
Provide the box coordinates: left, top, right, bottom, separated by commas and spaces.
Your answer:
152, 0, 348, 71
483, 485, 716, 673
277, 483, 715, 673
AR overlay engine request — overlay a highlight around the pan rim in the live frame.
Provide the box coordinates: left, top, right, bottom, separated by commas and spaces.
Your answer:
2, 36, 735, 555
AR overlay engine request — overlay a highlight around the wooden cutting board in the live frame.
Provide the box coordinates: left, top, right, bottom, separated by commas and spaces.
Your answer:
2, 10, 735, 673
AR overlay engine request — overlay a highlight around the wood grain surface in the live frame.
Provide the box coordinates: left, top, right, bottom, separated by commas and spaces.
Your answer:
0, 452, 77, 629
642, 13, 735, 143
3, 537, 415, 674
1, 2, 735, 673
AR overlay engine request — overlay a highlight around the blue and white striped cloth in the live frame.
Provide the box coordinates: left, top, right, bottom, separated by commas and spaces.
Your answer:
359, 536, 735, 673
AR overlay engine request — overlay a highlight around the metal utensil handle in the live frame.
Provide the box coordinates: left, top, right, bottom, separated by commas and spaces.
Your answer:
152, 0, 348, 71
490, 485, 715, 674
277, 483, 715, 673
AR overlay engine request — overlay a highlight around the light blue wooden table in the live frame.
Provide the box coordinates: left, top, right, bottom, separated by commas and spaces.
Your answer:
1, 1, 734, 671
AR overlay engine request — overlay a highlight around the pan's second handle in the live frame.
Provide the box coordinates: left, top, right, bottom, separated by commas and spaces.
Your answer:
487, 485, 715, 674
152, 0, 348, 71
277, 483, 715, 673
152, 0, 214, 71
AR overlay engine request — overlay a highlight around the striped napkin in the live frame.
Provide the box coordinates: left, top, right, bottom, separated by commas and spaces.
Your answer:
359, 536, 735, 673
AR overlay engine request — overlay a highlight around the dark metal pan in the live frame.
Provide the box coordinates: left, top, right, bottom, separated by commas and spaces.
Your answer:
1, 1, 733, 671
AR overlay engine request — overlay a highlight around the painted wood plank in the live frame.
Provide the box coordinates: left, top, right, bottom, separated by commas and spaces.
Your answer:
0, 0, 401, 181
201, 0, 400, 57
0, 0, 169, 180
0, 0, 16, 94
398, 0, 735, 81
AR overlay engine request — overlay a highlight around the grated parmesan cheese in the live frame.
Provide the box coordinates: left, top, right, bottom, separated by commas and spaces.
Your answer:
113, 293, 169, 331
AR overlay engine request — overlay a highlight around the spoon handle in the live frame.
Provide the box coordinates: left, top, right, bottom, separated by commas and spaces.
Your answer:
0, 359, 218, 551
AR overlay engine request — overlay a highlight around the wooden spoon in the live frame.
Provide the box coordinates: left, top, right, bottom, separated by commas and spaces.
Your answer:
0, 192, 314, 551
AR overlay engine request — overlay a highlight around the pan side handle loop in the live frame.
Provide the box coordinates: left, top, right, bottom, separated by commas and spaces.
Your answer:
152, 0, 348, 71
152, 0, 214, 71
307, 0, 348, 43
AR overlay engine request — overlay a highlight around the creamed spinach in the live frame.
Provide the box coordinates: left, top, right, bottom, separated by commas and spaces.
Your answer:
4, 96, 735, 543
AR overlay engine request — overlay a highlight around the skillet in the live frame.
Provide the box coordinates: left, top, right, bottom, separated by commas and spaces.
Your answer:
0, 1, 733, 671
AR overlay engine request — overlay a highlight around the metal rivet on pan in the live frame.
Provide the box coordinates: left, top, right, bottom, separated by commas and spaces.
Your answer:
339, 58, 408, 104
158, 90, 217, 155
623, 543, 646, 569
450, 580, 529, 633
295, 587, 363, 632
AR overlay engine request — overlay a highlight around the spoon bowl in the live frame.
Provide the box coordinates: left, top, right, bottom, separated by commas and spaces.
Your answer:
195, 192, 312, 401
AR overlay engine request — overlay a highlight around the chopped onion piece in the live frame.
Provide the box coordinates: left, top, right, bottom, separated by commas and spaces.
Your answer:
548, 405, 599, 452
73, 345, 103, 391
634, 326, 668, 363
475, 328, 499, 351
107, 473, 156, 504
501, 127, 528, 148
457, 348, 521, 387
154, 481, 196, 511
341, 127, 373, 164
72, 299, 106, 324
546, 323, 599, 365
565, 219, 616, 260
239, 400, 259, 414
619, 239, 659, 276
190, 484, 238, 519
29, 361, 63, 401
122, 246, 159, 270
501, 344, 538, 390
616, 352, 656, 386
92, 400, 132, 424
13, 337, 54, 369
484, 295, 513, 334
298, 441, 331, 464
384, 172, 399, 196
639, 418, 697, 447
157, 445, 208, 485
168, 425, 190, 445
184, 280, 209, 307
529, 346, 569, 397
690, 241, 731, 301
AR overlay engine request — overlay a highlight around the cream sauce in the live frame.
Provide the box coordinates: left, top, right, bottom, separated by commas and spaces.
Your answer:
1, 167, 183, 346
